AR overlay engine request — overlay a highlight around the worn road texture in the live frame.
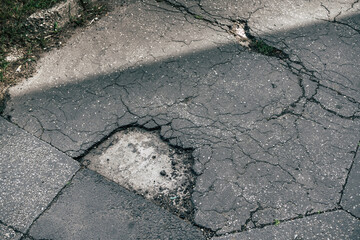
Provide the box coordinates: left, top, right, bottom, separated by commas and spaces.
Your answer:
0, 117, 79, 233
1, 0, 359, 239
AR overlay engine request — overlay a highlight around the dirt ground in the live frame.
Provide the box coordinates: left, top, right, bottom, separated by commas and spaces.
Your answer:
0, 0, 109, 112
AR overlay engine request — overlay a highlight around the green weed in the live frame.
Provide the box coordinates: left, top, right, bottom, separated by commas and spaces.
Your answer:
274, 219, 280, 226
54, 21, 59, 32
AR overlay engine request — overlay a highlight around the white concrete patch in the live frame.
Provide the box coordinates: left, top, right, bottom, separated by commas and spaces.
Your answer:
83, 128, 194, 214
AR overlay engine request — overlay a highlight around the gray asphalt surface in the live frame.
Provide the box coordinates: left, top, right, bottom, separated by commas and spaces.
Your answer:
0, 117, 79, 233
29, 169, 204, 240
1, 0, 359, 239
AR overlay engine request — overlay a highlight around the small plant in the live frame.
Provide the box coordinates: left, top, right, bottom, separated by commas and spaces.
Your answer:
53, 21, 59, 32
195, 15, 203, 20
274, 219, 280, 226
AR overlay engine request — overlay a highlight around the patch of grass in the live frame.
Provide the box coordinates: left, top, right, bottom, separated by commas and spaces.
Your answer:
0, 0, 108, 88
0, 0, 65, 83
0, 0, 64, 47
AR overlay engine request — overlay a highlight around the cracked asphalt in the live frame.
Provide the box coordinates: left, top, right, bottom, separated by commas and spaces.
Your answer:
1, 0, 359, 239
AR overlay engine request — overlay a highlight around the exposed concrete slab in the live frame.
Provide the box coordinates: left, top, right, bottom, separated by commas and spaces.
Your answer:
83, 127, 194, 217
342, 150, 360, 218
0, 117, 79, 232
212, 211, 360, 240
0, 223, 22, 240
29, 169, 205, 240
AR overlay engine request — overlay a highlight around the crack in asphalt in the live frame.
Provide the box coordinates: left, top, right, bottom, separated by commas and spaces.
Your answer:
198, 25, 357, 239
0, 219, 25, 238
157, 0, 359, 124
339, 140, 360, 205
157, 0, 288, 58
212, 207, 344, 238
329, 18, 360, 33
20, 168, 81, 240
267, 54, 360, 121
150, 3, 359, 230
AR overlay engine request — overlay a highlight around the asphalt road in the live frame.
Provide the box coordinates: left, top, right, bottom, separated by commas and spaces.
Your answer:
1, 0, 359, 239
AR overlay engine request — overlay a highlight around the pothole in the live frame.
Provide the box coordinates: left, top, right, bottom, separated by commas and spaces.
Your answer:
81, 127, 195, 220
